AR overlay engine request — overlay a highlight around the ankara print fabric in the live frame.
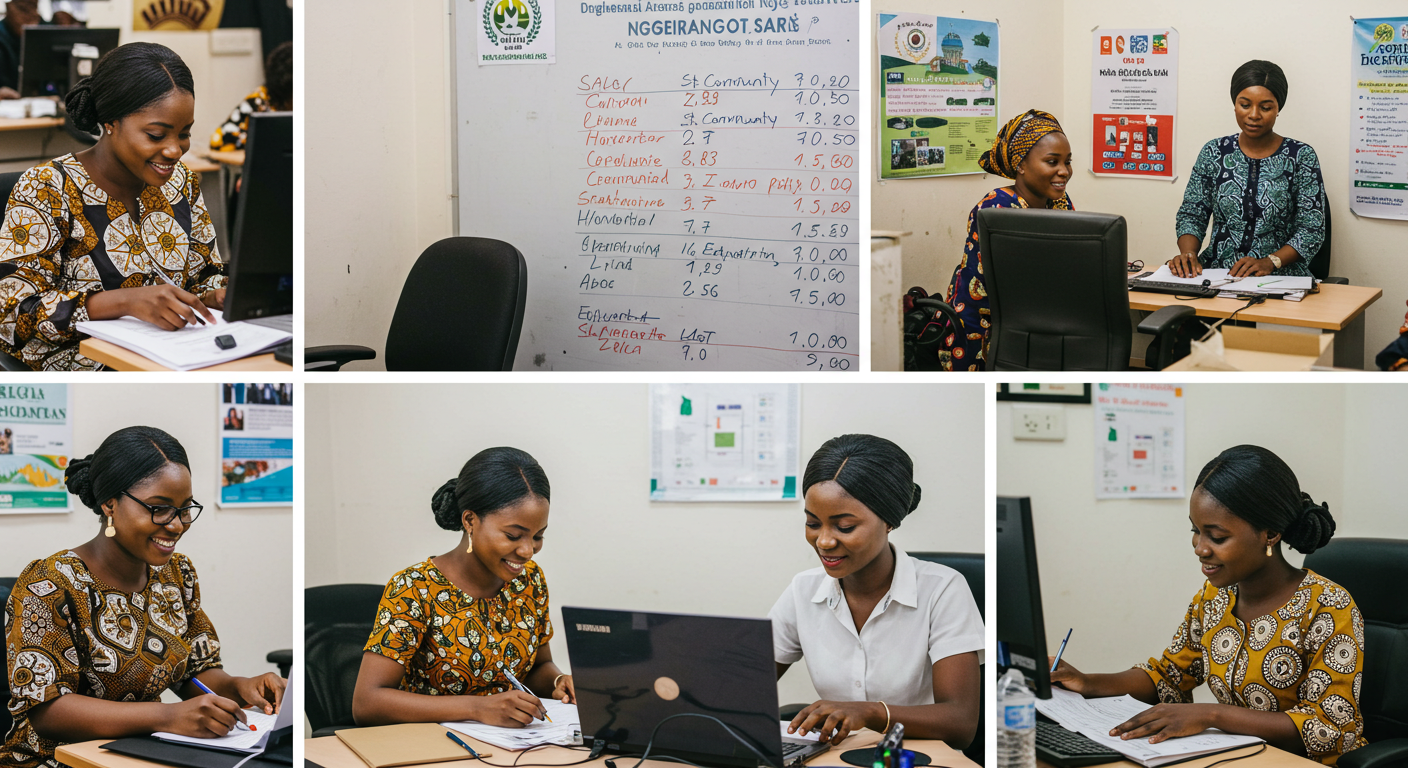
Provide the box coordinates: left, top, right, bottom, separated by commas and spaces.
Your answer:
210, 86, 271, 152
364, 559, 554, 696
2, 551, 223, 768
1175, 135, 1326, 276
939, 187, 1074, 372
1139, 570, 1366, 765
0, 155, 225, 370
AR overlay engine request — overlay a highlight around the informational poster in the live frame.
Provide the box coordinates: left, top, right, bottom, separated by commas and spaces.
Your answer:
218, 383, 293, 507
132, 0, 225, 30
1093, 383, 1184, 500
477, 0, 555, 65
649, 384, 799, 502
877, 13, 999, 179
1350, 17, 1408, 220
1090, 28, 1177, 180
0, 384, 71, 513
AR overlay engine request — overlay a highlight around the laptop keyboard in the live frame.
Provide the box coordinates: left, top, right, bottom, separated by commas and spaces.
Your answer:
246, 314, 293, 332
782, 742, 808, 756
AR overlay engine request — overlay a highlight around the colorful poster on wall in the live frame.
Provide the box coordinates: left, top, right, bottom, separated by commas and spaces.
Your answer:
1090, 28, 1178, 180
133, 0, 226, 31
475, 0, 555, 66
0, 385, 71, 513
1093, 383, 1184, 500
649, 384, 799, 502
218, 383, 292, 507
1350, 17, 1408, 220
877, 13, 999, 179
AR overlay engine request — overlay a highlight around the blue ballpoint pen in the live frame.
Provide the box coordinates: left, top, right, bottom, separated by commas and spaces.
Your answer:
1050, 628, 1073, 673
189, 678, 252, 730
502, 668, 550, 722
446, 731, 484, 759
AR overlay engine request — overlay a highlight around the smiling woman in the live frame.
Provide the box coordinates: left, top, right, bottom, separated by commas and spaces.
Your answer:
0, 43, 225, 371
1, 426, 286, 768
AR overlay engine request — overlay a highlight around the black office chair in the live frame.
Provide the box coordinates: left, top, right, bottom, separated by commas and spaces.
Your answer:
977, 208, 1196, 371
913, 552, 985, 766
305, 583, 386, 738
305, 237, 528, 371
1303, 538, 1408, 768
1, 577, 17, 740
1307, 198, 1332, 282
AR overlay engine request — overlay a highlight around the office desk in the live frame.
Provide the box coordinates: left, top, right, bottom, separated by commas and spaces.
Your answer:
1040, 743, 1318, 768
80, 338, 292, 372
306, 730, 978, 768
0, 116, 64, 131
1129, 283, 1383, 369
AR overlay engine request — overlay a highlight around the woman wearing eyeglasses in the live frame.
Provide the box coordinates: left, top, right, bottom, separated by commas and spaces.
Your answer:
1, 426, 286, 768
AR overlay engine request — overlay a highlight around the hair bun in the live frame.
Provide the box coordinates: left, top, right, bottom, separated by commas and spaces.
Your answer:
64, 454, 98, 511
64, 78, 98, 133
1283, 494, 1335, 554
431, 478, 461, 531
908, 482, 922, 513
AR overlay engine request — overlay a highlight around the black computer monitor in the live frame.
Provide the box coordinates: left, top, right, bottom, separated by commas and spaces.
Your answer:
997, 495, 1052, 698
223, 112, 292, 321
19, 26, 120, 98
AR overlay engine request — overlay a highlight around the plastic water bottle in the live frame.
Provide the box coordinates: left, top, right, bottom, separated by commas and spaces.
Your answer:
997, 668, 1036, 768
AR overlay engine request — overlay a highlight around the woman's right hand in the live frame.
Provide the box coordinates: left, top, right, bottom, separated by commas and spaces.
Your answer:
86, 285, 217, 330
473, 690, 547, 728
162, 694, 248, 738
1167, 253, 1203, 279
1048, 657, 1093, 695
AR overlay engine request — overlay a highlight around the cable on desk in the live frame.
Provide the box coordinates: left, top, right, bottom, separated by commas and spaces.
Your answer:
1194, 743, 1267, 768
1198, 295, 1267, 342
616, 713, 780, 768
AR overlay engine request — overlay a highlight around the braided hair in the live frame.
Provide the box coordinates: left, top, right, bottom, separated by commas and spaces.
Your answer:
65, 42, 194, 134
431, 447, 550, 530
1194, 445, 1334, 554
65, 426, 190, 513
802, 434, 921, 529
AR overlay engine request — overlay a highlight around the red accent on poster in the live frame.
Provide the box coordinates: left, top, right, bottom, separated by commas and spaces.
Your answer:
1091, 113, 1174, 178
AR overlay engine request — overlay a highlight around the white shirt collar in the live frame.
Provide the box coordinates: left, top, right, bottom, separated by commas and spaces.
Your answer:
808, 543, 918, 611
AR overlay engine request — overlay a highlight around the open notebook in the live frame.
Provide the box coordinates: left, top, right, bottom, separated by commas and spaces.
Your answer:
75, 311, 290, 370
1036, 687, 1262, 768
153, 676, 296, 755
441, 699, 580, 751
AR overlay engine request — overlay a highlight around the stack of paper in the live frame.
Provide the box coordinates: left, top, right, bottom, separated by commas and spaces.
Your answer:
76, 312, 291, 370
153, 674, 296, 755
441, 700, 580, 751
1142, 265, 1235, 287
1215, 275, 1315, 301
1035, 687, 1262, 768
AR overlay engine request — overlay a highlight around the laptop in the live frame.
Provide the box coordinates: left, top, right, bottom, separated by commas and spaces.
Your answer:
562, 607, 831, 768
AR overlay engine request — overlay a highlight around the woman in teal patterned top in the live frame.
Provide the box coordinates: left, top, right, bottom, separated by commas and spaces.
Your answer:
1169, 61, 1326, 279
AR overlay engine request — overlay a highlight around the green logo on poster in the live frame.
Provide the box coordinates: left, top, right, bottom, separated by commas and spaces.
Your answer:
483, 0, 541, 46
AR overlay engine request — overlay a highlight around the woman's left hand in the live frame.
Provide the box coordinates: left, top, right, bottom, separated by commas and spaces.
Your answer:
200, 288, 226, 311
1228, 256, 1274, 278
1110, 703, 1215, 743
787, 700, 880, 746
234, 673, 286, 715
551, 674, 575, 704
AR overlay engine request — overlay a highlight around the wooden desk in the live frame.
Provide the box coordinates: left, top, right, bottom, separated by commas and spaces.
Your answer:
0, 116, 64, 131
305, 730, 977, 768
1129, 283, 1383, 369
206, 149, 246, 166
80, 338, 292, 372
1041, 743, 1318, 768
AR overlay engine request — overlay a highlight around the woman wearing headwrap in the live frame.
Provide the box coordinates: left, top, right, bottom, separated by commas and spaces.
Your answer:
1169, 61, 1326, 279
770, 435, 983, 749
940, 109, 1074, 371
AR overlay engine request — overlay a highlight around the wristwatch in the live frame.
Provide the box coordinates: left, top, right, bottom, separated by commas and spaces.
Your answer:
1268, 254, 1283, 269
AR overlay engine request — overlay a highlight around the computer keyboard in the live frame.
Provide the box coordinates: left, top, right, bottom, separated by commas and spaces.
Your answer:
1128, 278, 1222, 299
246, 314, 293, 332
781, 742, 808, 756
1035, 721, 1123, 768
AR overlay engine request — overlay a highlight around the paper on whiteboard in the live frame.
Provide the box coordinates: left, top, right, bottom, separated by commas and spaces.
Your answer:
1093, 383, 1184, 499
649, 384, 800, 501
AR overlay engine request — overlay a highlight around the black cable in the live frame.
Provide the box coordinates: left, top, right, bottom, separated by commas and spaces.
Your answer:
623, 713, 781, 768
1197, 743, 1267, 768
468, 742, 596, 768
1198, 295, 1266, 342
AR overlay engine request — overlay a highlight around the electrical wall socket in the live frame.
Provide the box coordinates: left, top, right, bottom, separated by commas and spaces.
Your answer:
1013, 405, 1066, 441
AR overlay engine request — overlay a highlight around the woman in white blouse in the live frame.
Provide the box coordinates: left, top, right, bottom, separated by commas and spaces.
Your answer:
771, 434, 984, 749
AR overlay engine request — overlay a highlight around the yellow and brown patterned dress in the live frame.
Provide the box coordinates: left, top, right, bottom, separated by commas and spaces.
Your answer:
210, 86, 272, 152
1140, 569, 1366, 765
364, 559, 553, 696
0, 154, 225, 370
1, 551, 223, 768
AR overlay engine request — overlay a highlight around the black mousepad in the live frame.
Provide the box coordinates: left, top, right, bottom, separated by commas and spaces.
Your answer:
839, 748, 932, 767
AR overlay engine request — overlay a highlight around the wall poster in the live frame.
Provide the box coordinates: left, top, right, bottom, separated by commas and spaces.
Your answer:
1350, 17, 1408, 219
1090, 27, 1177, 180
1094, 383, 1184, 500
649, 383, 799, 502
219, 383, 293, 507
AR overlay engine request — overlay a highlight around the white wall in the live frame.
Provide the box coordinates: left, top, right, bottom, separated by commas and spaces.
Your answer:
305, 383, 986, 709
303, 0, 453, 369
0, 384, 293, 686
996, 383, 1407, 703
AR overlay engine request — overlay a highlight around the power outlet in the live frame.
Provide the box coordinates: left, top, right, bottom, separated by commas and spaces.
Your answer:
1013, 405, 1066, 441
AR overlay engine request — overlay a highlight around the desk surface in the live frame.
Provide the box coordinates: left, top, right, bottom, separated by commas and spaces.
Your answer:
0, 116, 64, 131
206, 149, 246, 166
305, 730, 977, 768
1129, 283, 1382, 331
80, 338, 292, 372
183, 155, 221, 173
1040, 743, 1317, 768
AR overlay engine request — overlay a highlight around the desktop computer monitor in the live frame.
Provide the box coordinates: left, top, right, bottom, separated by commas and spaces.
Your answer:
223, 111, 292, 322
997, 495, 1053, 698
19, 26, 120, 98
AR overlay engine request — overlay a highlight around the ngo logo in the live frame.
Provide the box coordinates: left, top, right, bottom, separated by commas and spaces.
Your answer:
1115, 35, 1125, 54
483, 0, 542, 45
1100, 36, 1112, 55
1153, 34, 1168, 53
902, 27, 928, 60
1129, 35, 1148, 54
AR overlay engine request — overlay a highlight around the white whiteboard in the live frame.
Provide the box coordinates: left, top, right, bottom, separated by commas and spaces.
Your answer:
454, 1, 860, 371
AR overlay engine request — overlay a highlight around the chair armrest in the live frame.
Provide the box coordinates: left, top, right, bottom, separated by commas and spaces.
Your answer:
1138, 305, 1198, 371
0, 351, 31, 372
1137, 304, 1195, 337
1323, 276, 1348, 285
311, 725, 361, 739
266, 649, 292, 666
1336, 738, 1408, 768
304, 345, 376, 371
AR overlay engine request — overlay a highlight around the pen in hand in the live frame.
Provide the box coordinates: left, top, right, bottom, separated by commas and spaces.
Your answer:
502, 669, 550, 722
1050, 628, 1073, 673
189, 678, 253, 731
153, 270, 207, 326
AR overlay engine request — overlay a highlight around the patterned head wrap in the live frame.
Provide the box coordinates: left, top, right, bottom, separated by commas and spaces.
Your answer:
979, 110, 1065, 179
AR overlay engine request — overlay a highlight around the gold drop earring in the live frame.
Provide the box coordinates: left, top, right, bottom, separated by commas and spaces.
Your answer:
465, 530, 473, 554
104, 514, 116, 538
1266, 543, 1273, 557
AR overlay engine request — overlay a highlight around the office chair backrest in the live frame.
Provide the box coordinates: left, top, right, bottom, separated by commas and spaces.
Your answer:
978, 208, 1131, 371
1, 578, 15, 740
304, 583, 386, 734
1303, 538, 1408, 742
385, 237, 528, 371
1306, 196, 1332, 281
910, 553, 984, 766
0, 171, 25, 210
